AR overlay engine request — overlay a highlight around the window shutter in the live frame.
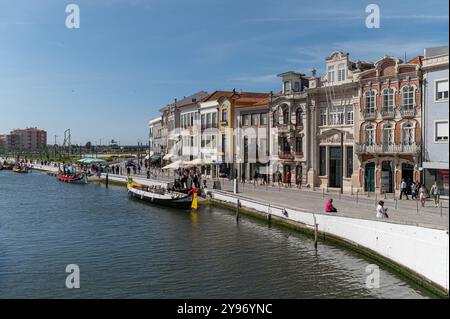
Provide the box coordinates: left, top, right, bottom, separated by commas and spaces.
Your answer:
437, 80, 448, 93
436, 122, 449, 138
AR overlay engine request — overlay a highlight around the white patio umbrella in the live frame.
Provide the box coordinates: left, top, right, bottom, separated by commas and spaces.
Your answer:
162, 160, 185, 170
183, 158, 212, 167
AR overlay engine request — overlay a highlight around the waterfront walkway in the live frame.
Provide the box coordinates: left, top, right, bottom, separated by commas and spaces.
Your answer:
30, 164, 448, 230
126, 172, 449, 230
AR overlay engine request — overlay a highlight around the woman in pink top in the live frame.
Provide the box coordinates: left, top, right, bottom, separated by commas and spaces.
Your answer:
325, 199, 337, 213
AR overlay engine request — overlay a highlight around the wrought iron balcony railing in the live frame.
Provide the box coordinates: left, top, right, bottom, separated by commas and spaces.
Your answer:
355, 143, 421, 154
400, 107, 416, 117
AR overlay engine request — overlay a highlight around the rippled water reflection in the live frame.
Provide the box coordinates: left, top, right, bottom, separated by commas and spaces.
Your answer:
0, 170, 433, 298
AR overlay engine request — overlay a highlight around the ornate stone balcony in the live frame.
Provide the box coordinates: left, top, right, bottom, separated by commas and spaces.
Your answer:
355, 143, 421, 155
381, 108, 396, 119
278, 124, 292, 133
400, 107, 416, 118
278, 151, 293, 159
362, 109, 376, 120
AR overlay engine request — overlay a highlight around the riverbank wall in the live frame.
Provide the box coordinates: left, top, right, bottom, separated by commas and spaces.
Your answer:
208, 191, 449, 297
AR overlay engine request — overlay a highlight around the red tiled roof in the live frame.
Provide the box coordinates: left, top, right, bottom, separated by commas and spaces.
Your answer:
202, 90, 270, 106
407, 56, 423, 65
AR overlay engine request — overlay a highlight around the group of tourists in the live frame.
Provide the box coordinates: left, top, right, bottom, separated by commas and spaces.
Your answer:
400, 178, 442, 208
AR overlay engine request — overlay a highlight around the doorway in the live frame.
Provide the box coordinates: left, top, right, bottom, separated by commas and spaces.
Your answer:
381, 161, 393, 193
328, 146, 342, 188
402, 163, 414, 185
365, 162, 375, 192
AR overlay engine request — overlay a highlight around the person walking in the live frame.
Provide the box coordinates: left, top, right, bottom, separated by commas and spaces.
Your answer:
376, 201, 389, 218
400, 179, 409, 200
430, 182, 441, 208
419, 185, 427, 207
411, 181, 417, 200
253, 170, 259, 185
286, 171, 292, 188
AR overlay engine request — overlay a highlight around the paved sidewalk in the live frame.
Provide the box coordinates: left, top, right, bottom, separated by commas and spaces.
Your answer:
144, 172, 448, 230
208, 178, 449, 230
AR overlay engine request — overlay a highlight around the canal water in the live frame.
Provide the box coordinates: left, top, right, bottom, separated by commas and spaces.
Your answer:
0, 170, 433, 298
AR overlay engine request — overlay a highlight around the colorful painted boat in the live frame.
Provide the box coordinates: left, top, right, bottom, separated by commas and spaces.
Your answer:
127, 179, 192, 209
12, 167, 28, 173
57, 174, 88, 184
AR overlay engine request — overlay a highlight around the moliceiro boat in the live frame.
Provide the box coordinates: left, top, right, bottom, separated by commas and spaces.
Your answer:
127, 178, 193, 209
57, 173, 88, 184
12, 165, 29, 173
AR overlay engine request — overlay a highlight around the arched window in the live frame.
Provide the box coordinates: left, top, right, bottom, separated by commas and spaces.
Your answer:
272, 109, 278, 126
296, 136, 303, 153
402, 123, 415, 145
364, 90, 376, 114
382, 88, 394, 112
383, 124, 394, 146
282, 107, 290, 125
365, 125, 375, 146
402, 86, 414, 110
295, 108, 303, 126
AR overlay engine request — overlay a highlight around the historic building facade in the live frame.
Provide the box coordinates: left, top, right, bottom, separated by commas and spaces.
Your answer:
421, 46, 449, 197
269, 72, 309, 185
307, 51, 373, 192
356, 55, 422, 194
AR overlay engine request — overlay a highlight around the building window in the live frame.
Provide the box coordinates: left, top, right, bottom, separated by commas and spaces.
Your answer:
251, 113, 258, 126
206, 113, 211, 128
221, 134, 226, 153
383, 124, 394, 146
319, 146, 327, 176
273, 110, 278, 126
284, 81, 291, 93
364, 90, 376, 113
346, 108, 354, 125
260, 113, 268, 125
327, 65, 335, 83
295, 137, 302, 153
294, 81, 300, 92
382, 88, 394, 112
221, 109, 228, 124
365, 125, 375, 146
295, 108, 303, 126
436, 79, 449, 101
329, 106, 344, 125
346, 146, 353, 178
402, 123, 414, 145
201, 114, 205, 129
338, 63, 346, 82
402, 86, 415, 110
212, 113, 217, 128
320, 108, 327, 126
435, 121, 449, 142
242, 114, 249, 126
283, 108, 290, 125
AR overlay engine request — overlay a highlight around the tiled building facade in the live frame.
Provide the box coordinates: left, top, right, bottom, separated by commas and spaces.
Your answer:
356, 56, 422, 194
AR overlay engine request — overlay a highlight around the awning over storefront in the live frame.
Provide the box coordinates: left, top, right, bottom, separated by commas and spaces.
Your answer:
151, 155, 162, 161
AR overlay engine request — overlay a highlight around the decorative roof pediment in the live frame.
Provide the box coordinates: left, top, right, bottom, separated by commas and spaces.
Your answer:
326, 50, 349, 61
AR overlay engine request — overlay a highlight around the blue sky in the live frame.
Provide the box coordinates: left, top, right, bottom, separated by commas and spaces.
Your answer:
0, 0, 448, 145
